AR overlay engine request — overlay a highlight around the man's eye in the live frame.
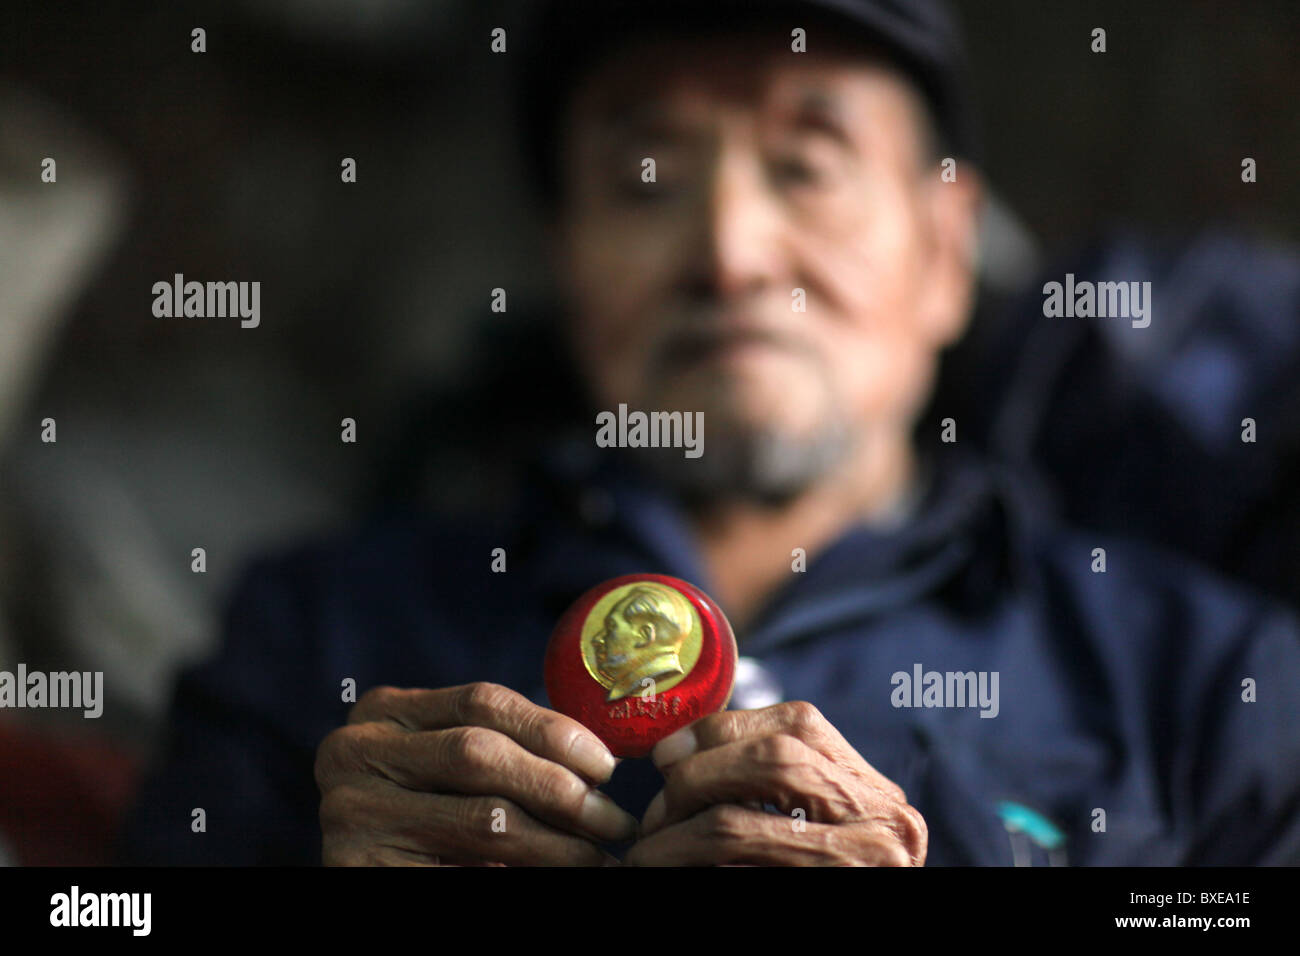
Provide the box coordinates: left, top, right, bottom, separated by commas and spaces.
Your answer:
613, 183, 672, 205
770, 156, 828, 189
613, 170, 682, 202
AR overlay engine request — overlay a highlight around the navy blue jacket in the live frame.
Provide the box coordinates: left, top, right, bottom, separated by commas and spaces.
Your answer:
953, 232, 1300, 610
120, 442, 1300, 865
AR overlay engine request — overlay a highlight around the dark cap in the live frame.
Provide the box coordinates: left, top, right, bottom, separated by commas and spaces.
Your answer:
513, 0, 979, 209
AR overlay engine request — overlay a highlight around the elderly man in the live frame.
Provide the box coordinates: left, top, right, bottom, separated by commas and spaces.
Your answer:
122, 0, 1300, 866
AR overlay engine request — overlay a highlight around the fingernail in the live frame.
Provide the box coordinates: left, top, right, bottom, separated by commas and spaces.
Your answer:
581, 790, 639, 842
652, 727, 696, 768
570, 734, 617, 782
642, 790, 666, 835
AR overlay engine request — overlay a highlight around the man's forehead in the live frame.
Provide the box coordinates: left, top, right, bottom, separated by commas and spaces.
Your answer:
593, 84, 853, 133
571, 31, 912, 133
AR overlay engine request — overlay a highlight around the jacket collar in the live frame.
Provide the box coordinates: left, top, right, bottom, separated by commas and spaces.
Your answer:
517, 434, 1033, 652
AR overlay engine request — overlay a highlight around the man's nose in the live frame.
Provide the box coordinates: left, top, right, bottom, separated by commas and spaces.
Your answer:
687, 148, 785, 301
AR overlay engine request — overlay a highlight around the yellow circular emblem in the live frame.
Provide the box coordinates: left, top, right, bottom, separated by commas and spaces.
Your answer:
580, 581, 703, 701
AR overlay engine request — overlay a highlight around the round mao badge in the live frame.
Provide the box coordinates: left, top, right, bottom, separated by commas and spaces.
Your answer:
544, 574, 737, 757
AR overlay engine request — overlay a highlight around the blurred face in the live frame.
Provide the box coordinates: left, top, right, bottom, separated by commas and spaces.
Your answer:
552, 27, 979, 501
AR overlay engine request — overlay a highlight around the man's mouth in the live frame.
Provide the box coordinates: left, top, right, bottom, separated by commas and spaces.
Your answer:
657, 326, 797, 368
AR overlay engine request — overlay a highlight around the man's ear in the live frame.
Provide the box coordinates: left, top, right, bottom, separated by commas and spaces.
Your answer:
916, 162, 984, 348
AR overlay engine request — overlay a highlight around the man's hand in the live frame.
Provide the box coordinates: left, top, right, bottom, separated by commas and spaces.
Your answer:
315, 682, 637, 865
624, 701, 927, 866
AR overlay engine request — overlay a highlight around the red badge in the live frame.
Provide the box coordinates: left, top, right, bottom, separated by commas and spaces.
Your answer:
544, 574, 737, 758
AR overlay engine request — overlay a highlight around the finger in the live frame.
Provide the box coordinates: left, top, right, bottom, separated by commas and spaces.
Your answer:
651, 701, 849, 766
653, 701, 896, 795
349, 683, 616, 784
642, 734, 867, 834
625, 806, 870, 866
320, 780, 614, 866
319, 721, 637, 842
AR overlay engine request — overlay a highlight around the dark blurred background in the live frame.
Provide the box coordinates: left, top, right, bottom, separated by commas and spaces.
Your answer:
1, 0, 1297, 863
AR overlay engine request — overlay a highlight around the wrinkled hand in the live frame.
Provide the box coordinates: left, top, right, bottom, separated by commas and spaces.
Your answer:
625, 701, 927, 866
315, 682, 637, 865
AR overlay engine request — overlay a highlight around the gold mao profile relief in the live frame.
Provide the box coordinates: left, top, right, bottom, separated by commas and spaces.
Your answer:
580, 581, 703, 701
